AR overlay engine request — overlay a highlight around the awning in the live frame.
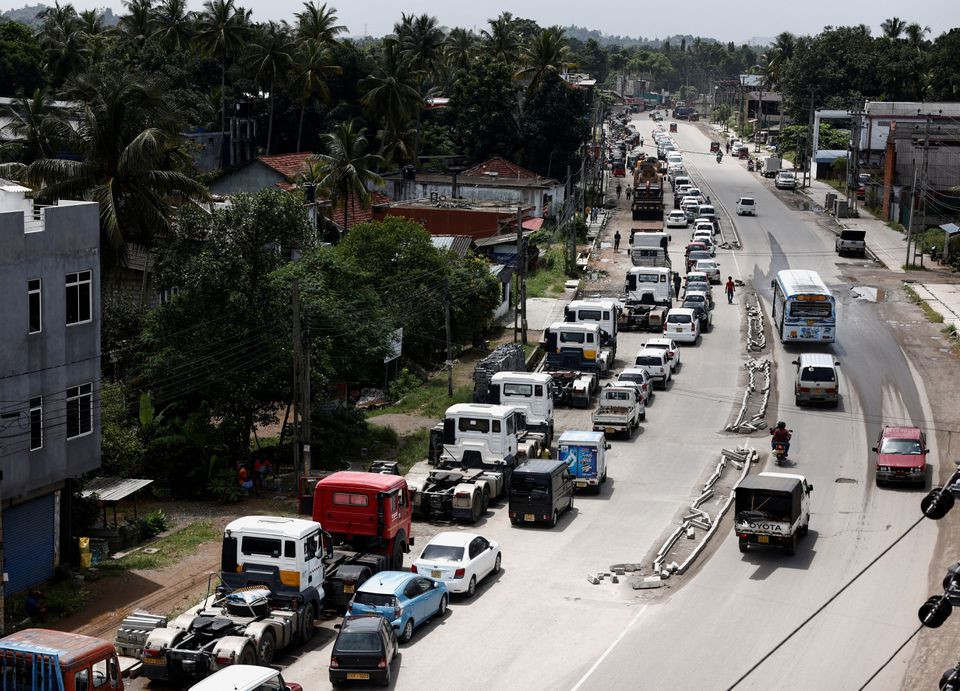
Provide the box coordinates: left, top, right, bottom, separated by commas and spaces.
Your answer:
522, 218, 544, 231
815, 149, 848, 164
81, 477, 154, 502
941, 223, 960, 236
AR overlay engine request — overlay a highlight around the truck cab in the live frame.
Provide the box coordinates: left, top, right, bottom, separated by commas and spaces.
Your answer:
439, 403, 538, 468
734, 472, 813, 556
625, 267, 672, 306
565, 299, 620, 355
0, 629, 123, 691
543, 322, 611, 375
488, 372, 555, 445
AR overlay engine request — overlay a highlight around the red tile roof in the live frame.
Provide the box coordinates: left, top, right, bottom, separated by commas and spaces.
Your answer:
258, 152, 314, 182
461, 156, 539, 180
328, 191, 392, 229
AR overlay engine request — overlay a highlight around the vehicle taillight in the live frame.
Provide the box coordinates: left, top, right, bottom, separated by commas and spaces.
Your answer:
330, 657, 340, 669
454, 491, 470, 498
410, 564, 418, 573
394, 606, 403, 618
826, 387, 837, 394
378, 657, 387, 669
143, 648, 161, 658
799, 387, 811, 393
216, 653, 233, 665
454, 568, 465, 578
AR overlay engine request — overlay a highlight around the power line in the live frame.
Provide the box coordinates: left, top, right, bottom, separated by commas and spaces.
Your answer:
857, 624, 923, 690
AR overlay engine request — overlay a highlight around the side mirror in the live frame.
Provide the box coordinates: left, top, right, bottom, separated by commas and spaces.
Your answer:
835, 362, 841, 367
807, 484, 814, 493
791, 360, 799, 366
871, 447, 878, 453
770, 280, 776, 289
605, 443, 612, 450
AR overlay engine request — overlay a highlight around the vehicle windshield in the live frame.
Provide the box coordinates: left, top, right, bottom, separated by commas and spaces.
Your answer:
511, 475, 549, 495
739, 198, 755, 205
697, 262, 718, 269
635, 356, 662, 366
879, 438, 923, 455
619, 373, 646, 382
335, 632, 383, 653
789, 300, 833, 318
685, 294, 705, 303
353, 592, 396, 607
668, 314, 692, 324
800, 366, 837, 382
419, 544, 464, 562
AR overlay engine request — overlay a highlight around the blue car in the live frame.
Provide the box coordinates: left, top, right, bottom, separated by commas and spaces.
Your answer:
348, 571, 448, 643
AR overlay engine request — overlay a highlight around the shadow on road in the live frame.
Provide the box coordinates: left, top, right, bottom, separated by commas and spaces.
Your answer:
743, 529, 820, 579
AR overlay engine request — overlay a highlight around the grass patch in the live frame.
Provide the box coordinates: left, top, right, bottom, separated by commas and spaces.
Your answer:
886, 220, 905, 233
904, 284, 945, 323
370, 377, 473, 418
100, 521, 217, 572
526, 244, 569, 298
396, 428, 430, 474
902, 263, 929, 271
4, 575, 93, 631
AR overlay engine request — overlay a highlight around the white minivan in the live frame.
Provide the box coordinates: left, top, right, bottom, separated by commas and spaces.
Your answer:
664, 308, 700, 344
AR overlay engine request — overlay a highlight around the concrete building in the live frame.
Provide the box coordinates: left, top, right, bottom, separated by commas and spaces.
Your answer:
209, 152, 315, 196
858, 101, 960, 169
0, 182, 101, 597
379, 157, 564, 220
371, 198, 536, 241
881, 121, 960, 228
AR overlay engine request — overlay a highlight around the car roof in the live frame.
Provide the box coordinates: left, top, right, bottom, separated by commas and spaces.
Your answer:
341, 614, 388, 632
671, 307, 696, 316
425, 531, 479, 547
188, 665, 279, 690
881, 426, 922, 439
515, 459, 567, 474
618, 367, 651, 376
643, 338, 671, 346
635, 347, 666, 358
696, 259, 718, 266
318, 471, 407, 492
224, 515, 320, 540
796, 352, 836, 367
359, 571, 416, 593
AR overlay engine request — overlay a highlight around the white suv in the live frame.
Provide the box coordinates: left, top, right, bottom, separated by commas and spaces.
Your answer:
664, 308, 700, 344
736, 197, 756, 215
634, 349, 672, 388
775, 171, 797, 190
615, 368, 654, 403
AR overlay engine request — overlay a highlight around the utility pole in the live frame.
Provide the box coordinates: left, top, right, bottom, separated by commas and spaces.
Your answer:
849, 106, 862, 213
918, 116, 933, 268
804, 88, 816, 188
905, 161, 919, 267
444, 276, 453, 396
301, 315, 311, 476
515, 207, 527, 346
291, 281, 301, 479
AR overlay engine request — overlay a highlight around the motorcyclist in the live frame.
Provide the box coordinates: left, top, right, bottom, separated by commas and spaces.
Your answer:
716, 152, 723, 163
770, 421, 792, 455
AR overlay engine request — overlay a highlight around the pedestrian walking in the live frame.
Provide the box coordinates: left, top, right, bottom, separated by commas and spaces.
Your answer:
640, 137, 644, 147
626, 187, 632, 200
672, 271, 682, 299
725, 276, 736, 304
616, 183, 622, 200
614, 230, 621, 252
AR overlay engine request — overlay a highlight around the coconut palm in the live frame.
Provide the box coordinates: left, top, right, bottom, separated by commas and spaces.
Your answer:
308, 122, 384, 235
0, 88, 67, 162
22, 70, 208, 261
37, 1, 80, 35
246, 22, 295, 155
294, 1, 346, 44
291, 40, 341, 151
881, 17, 907, 40
394, 13, 444, 82
78, 9, 104, 35
444, 27, 476, 72
360, 42, 422, 133
516, 26, 571, 93
482, 12, 520, 66
763, 31, 796, 90
150, 0, 194, 52
38, 2, 88, 84
118, 0, 155, 45
195, 0, 249, 156
904, 23, 931, 53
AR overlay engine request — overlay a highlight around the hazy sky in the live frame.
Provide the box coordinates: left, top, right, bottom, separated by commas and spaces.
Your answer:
2, 0, 956, 43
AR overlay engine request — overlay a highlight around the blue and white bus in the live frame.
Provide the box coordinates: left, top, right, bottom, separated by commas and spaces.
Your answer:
770, 269, 836, 343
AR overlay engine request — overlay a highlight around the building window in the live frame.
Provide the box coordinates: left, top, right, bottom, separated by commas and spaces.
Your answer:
28, 278, 42, 334
159, 286, 180, 304
66, 383, 93, 439
29, 397, 42, 450
65, 271, 92, 325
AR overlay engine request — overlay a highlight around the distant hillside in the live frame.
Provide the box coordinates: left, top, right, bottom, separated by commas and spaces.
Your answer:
564, 26, 720, 49
1, 3, 119, 28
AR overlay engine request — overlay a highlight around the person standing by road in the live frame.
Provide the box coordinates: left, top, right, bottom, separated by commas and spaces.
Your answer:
616, 183, 622, 199
672, 271, 682, 299
725, 276, 736, 304
614, 230, 621, 252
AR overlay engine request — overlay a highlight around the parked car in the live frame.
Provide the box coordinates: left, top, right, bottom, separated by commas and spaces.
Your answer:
615, 367, 654, 403
682, 200, 701, 220
675, 183, 692, 197
693, 220, 715, 236
683, 289, 712, 315
190, 666, 303, 691
687, 250, 713, 272
694, 259, 721, 283
412, 532, 501, 597
634, 348, 672, 388
736, 197, 756, 215
509, 460, 575, 527
873, 426, 927, 487
666, 210, 689, 228
664, 307, 700, 344
348, 572, 448, 643
329, 615, 398, 687
692, 233, 715, 255
775, 171, 797, 190
641, 337, 681, 371
683, 299, 713, 331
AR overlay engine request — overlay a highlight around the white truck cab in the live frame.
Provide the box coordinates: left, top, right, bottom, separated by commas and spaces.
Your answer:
543, 322, 611, 375
440, 403, 538, 467
565, 299, 620, 357
625, 266, 672, 306
488, 372, 554, 445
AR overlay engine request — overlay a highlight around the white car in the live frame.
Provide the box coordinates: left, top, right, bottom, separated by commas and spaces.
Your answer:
695, 259, 721, 283
675, 183, 692, 197
775, 171, 797, 190
736, 197, 756, 215
693, 221, 715, 237
642, 338, 681, 371
664, 308, 700, 344
666, 210, 689, 228
634, 348, 672, 388
694, 235, 715, 255
615, 368, 653, 403
685, 187, 703, 199
413, 531, 501, 597
189, 666, 300, 691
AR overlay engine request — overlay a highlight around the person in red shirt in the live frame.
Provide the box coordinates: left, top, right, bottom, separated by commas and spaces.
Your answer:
770, 421, 792, 455
725, 276, 736, 304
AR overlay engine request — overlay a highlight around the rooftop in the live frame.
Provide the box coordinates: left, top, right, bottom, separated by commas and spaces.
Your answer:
461, 156, 539, 179
258, 152, 314, 183
430, 235, 474, 258
379, 198, 533, 214
328, 191, 392, 229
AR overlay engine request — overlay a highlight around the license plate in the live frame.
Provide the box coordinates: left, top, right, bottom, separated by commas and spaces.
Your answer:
343, 584, 354, 593
605, 427, 615, 434
347, 673, 370, 680
431, 569, 442, 578
677, 327, 684, 332
576, 481, 587, 488
524, 514, 535, 521
758, 536, 769, 543
143, 658, 164, 665
814, 388, 822, 393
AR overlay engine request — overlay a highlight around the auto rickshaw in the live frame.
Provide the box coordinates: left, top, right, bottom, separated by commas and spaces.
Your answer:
737, 145, 749, 159
710, 142, 720, 153
669, 123, 678, 133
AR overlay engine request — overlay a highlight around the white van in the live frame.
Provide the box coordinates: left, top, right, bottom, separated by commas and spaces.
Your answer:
664, 308, 700, 344
791, 353, 840, 406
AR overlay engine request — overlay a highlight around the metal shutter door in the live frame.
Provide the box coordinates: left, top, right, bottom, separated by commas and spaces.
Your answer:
4, 493, 55, 595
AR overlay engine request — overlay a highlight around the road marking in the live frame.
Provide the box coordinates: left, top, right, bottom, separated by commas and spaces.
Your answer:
569, 604, 649, 691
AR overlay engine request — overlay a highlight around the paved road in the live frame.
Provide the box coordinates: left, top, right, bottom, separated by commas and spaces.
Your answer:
570, 119, 940, 690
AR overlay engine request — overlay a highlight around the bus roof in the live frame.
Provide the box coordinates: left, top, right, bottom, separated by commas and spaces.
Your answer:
774, 270, 832, 297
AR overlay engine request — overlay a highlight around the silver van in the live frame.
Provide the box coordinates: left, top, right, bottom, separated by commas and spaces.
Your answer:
792, 353, 840, 406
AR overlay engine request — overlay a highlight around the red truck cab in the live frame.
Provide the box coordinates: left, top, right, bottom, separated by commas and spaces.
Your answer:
313, 471, 414, 570
0, 628, 123, 690
874, 426, 927, 487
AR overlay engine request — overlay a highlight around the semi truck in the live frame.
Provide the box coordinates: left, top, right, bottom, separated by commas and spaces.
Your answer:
0, 628, 124, 691
564, 299, 620, 359
591, 384, 645, 437
558, 431, 610, 491
541, 367, 599, 408
486, 371, 555, 444
542, 322, 612, 376
629, 231, 671, 269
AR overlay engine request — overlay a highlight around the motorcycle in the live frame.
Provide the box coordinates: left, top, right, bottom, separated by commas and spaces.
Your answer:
747, 159, 755, 172
770, 429, 794, 465
716, 152, 723, 163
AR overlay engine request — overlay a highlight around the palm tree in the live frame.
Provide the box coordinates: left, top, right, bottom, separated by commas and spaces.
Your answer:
118, 0, 155, 45
904, 23, 931, 53
0, 88, 67, 162
22, 71, 208, 261
150, 0, 194, 51
37, 1, 80, 34
394, 13, 444, 81
195, 0, 248, 159
482, 12, 520, 66
444, 27, 476, 72
246, 22, 295, 155
309, 122, 384, 235
881, 17, 907, 39
78, 9, 104, 35
763, 31, 796, 90
516, 26, 571, 93
294, 1, 346, 43
360, 42, 422, 134
38, 2, 87, 85
291, 40, 341, 151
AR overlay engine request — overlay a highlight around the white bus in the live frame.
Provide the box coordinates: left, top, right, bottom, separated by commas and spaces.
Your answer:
770, 269, 836, 343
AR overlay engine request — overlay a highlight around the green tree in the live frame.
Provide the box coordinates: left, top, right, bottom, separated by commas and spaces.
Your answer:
149, 0, 194, 52
246, 21, 295, 155
482, 12, 521, 66
195, 0, 248, 158
360, 42, 422, 151
449, 54, 519, 163
518, 71, 588, 178
444, 27, 476, 72
309, 122, 384, 235
100, 379, 146, 478
118, 0, 155, 46
294, 1, 346, 44
928, 29, 960, 101
0, 88, 65, 162
0, 21, 45, 96
291, 39, 341, 151
880, 17, 906, 40
516, 26, 571, 94
78, 9, 104, 35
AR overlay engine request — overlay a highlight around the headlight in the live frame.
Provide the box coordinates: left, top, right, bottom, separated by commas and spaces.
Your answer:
910, 467, 923, 474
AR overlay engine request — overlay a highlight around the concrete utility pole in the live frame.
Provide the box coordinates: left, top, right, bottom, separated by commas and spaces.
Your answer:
291, 280, 301, 478
849, 106, 863, 213
301, 316, 311, 476
905, 161, 919, 267
516, 207, 528, 346
804, 88, 816, 188
444, 276, 453, 396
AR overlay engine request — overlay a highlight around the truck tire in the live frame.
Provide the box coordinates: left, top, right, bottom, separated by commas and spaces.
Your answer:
300, 601, 316, 643
238, 644, 257, 666
257, 630, 276, 665
469, 492, 483, 523
784, 535, 797, 556
738, 538, 748, 553
799, 521, 809, 537
391, 536, 406, 570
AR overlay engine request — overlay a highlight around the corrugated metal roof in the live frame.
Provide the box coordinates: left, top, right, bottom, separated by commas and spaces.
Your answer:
431, 235, 473, 257
81, 477, 153, 502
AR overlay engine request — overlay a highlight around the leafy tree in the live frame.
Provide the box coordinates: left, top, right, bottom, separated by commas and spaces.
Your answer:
449, 54, 519, 163
360, 41, 421, 140
194, 0, 248, 156
78, 8, 105, 35
294, 1, 346, 44
118, 0, 154, 46
100, 379, 146, 478
0, 88, 64, 162
518, 71, 589, 178
149, 0, 193, 52
880, 17, 906, 40
246, 21, 294, 154
291, 39, 340, 151
516, 26, 571, 94
928, 29, 960, 101
444, 27, 476, 72
482, 12, 521, 66
0, 21, 45, 96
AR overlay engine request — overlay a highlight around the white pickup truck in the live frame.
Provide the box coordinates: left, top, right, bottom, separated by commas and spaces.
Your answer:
591, 385, 644, 438
734, 472, 813, 556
